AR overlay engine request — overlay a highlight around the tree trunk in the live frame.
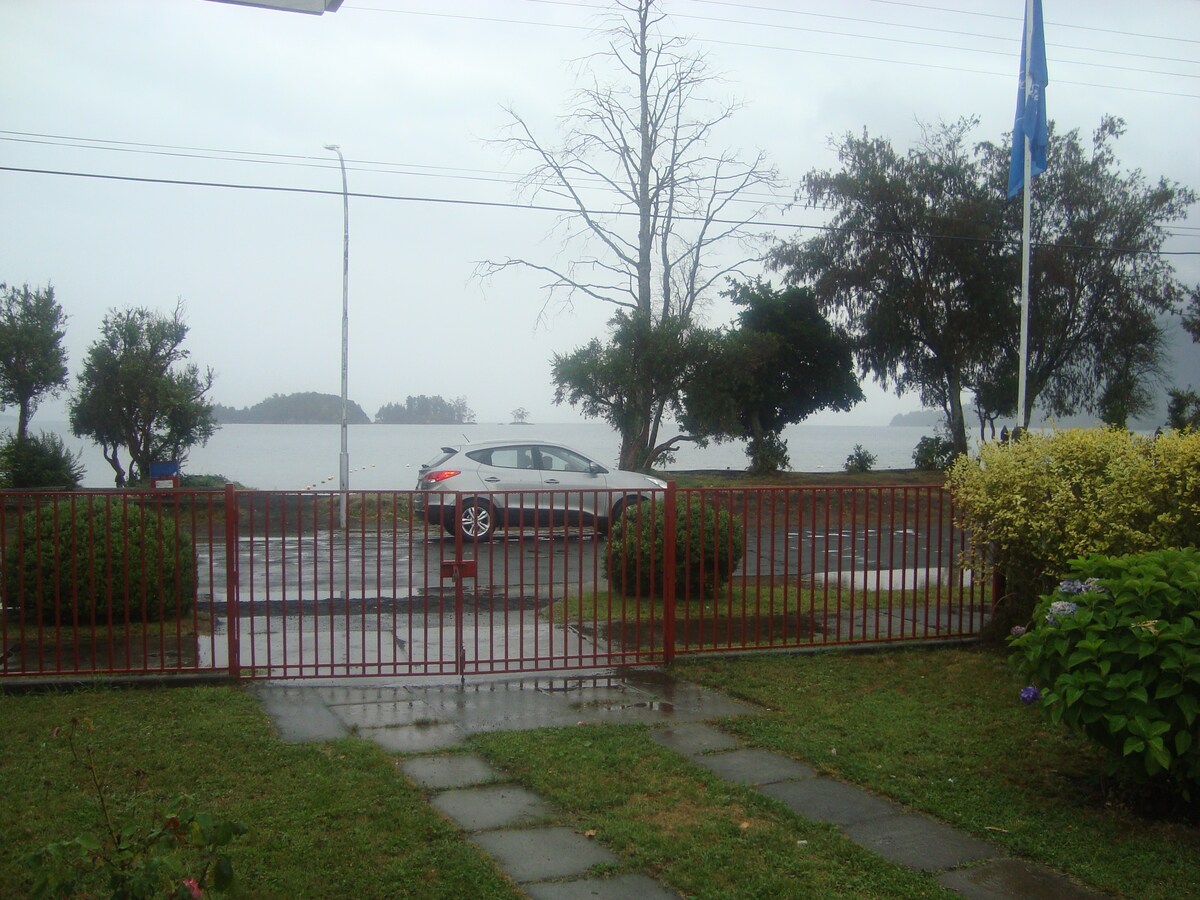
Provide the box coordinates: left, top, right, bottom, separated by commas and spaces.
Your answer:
947, 375, 969, 456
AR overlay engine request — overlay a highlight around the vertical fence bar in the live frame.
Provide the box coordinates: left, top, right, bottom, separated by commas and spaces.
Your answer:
662, 482, 676, 664
224, 484, 240, 679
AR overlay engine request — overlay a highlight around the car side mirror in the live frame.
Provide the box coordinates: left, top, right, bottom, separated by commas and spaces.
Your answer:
588, 463, 608, 475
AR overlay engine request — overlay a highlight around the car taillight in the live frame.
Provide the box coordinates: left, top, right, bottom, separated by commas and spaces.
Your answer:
422, 469, 460, 484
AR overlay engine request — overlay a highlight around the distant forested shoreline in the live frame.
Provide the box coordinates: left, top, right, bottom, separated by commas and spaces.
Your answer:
213, 392, 474, 425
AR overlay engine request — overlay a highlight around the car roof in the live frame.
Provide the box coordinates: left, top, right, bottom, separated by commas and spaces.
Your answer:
444, 439, 581, 453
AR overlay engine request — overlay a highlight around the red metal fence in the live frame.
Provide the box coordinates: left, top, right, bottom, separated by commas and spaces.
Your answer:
0, 483, 989, 680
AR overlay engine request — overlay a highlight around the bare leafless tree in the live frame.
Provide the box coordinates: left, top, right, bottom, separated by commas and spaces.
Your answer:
479, 0, 779, 468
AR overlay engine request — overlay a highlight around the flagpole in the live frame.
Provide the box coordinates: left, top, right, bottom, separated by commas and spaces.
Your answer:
1016, 0, 1035, 430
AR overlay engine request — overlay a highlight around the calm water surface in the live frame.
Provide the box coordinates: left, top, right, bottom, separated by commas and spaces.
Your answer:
38, 420, 938, 490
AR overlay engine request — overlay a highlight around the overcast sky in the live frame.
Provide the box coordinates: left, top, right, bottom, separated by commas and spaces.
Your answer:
2, 0, 1197, 428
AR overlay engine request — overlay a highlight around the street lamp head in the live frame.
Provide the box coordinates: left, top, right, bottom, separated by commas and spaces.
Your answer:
324, 143, 340, 152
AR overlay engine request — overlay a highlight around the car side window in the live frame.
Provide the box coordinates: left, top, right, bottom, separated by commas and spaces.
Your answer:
484, 446, 536, 469
538, 446, 590, 473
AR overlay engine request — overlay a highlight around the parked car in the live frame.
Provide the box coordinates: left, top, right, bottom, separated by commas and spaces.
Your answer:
414, 440, 667, 540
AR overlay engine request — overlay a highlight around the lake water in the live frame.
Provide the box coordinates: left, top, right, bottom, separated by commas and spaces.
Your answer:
34, 420, 939, 490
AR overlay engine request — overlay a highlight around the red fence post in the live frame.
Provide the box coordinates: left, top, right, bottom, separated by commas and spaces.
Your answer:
224, 483, 241, 679
662, 481, 676, 664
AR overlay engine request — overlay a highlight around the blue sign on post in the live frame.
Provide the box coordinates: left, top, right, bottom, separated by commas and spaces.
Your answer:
149, 461, 181, 489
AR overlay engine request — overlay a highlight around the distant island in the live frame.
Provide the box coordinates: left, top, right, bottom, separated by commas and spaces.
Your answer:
889, 409, 941, 427
213, 392, 474, 425
215, 392, 371, 424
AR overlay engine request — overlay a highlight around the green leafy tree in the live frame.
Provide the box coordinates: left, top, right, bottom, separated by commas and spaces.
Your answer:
552, 311, 707, 468
978, 117, 1193, 427
1167, 287, 1200, 430
69, 303, 216, 486
0, 282, 69, 441
679, 279, 863, 473
481, 0, 778, 471
771, 116, 1195, 450
769, 118, 1012, 456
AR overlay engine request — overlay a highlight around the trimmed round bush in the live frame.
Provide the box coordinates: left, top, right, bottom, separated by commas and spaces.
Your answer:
606, 495, 744, 598
1010, 549, 1200, 809
3, 499, 197, 624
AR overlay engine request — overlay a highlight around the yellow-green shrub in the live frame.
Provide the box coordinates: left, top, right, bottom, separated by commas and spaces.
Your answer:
947, 427, 1200, 603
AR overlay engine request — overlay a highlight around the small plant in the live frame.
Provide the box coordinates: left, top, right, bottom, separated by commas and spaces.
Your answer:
911, 433, 956, 471
1009, 549, 1200, 812
843, 444, 876, 473
28, 717, 246, 898
0, 432, 84, 489
606, 495, 744, 598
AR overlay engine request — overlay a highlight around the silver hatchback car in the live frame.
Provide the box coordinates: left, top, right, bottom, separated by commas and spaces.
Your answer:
414, 440, 666, 540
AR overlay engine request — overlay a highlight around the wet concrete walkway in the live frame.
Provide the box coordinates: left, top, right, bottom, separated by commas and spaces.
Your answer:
250, 670, 1105, 899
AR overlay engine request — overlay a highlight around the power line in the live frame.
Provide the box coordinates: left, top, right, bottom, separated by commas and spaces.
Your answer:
0, 131, 798, 208
348, 4, 1200, 98
4, 164, 1195, 257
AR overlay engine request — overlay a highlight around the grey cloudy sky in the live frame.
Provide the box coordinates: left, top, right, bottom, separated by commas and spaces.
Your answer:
2, 0, 1197, 427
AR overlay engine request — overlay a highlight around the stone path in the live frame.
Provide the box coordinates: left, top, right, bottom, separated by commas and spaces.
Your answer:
253, 671, 1107, 899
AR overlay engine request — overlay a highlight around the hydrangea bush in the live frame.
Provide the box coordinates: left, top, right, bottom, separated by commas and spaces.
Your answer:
1009, 549, 1200, 806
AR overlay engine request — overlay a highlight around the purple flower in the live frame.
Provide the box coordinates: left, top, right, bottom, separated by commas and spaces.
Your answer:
1010, 625, 1027, 637
1045, 600, 1078, 624
1020, 686, 1041, 705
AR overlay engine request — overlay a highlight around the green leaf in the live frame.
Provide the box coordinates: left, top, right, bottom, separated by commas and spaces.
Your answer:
1176, 730, 1193, 756
1123, 736, 1145, 757
1155, 680, 1183, 700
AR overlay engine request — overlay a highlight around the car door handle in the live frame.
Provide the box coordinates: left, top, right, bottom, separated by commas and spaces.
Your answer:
544, 478, 560, 485
484, 476, 500, 482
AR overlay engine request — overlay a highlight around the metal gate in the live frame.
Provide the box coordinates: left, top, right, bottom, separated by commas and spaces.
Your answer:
1, 484, 988, 681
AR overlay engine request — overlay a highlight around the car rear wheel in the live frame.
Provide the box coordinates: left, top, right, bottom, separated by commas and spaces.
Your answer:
458, 499, 495, 541
605, 496, 645, 534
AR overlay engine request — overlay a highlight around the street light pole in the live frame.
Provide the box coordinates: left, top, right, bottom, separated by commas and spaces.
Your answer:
325, 144, 350, 530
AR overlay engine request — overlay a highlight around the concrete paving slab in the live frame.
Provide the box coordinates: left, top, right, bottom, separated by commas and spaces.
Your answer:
524, 873, 681, 899
651, 722, 743, 755
937, 859, 1107, 900
400, 753, 503, 790
431, 784, 556, 831
759, 777, 900, 826
469, 827, 618, 883
249, 684, 348, 742
691, 748, 817, 786
332, 698, 435, 730
360, 722, 467, 752
843, 813, 998, 872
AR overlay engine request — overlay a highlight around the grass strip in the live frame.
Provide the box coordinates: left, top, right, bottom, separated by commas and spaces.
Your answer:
673, 647, 1200, 899
473, 725, 956, 899
0, 686, 519, 899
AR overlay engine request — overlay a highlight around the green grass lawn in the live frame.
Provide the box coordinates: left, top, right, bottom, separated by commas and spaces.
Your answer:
4, 646, 1195, 898
672, 647, 1200, 899
472, 725, 956, 899
0, 686, 519, 899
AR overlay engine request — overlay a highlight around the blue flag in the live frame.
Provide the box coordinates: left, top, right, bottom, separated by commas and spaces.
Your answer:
1007, 0, 1049, 198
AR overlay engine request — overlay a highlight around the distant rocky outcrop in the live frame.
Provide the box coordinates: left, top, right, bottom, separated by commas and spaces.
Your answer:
214, 392, 371, 425
889, 409, 941, 427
